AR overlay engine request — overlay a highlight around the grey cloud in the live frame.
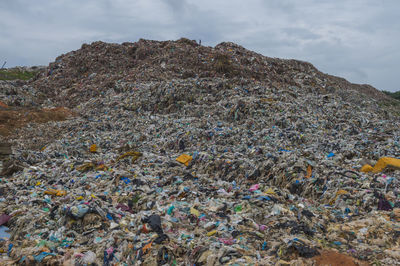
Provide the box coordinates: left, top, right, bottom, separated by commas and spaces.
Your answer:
282, 28, 321, 41
0, 0, 399, 91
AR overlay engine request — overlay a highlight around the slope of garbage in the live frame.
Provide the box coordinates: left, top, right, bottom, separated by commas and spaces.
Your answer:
31, 38, 394, 108
0, 38, 400, 265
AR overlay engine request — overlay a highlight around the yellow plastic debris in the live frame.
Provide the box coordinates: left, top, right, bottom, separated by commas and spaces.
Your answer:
190, 207, 200, 217
265, 188, 276, 195
207, 230, 217, 236
44, 189, 67, 197
260, 98, 276, 103
329, 189, 348, 205
176, 154, 193, 166
117, 151, 143, 163
336, 189, 348, 196
361, 157, 400, 173
76, 162, 95, 172
89, 144, 97, 153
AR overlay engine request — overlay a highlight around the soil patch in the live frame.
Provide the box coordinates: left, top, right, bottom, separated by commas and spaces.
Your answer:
313, 250, 370, 266
0, 107, 74, 136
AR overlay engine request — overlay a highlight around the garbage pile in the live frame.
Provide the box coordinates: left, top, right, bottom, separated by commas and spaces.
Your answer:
0, 38, 400, 265
0, 80, 47, 108
31, 38, 394, 108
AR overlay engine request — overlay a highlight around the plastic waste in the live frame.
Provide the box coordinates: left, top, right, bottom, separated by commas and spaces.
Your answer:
176, 154, 193, 166
1, 38, 399, 265
361, 157, 400, 173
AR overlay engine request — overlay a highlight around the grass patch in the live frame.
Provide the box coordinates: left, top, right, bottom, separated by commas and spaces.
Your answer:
0, 68, 37, 81
383, 90, 400, 101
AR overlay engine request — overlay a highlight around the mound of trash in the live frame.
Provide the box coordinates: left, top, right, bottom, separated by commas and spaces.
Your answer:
31, 38, 393, 108
0, 38, 399, 265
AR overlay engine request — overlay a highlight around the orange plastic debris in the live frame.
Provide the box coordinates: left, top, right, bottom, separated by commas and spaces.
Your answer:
95, 164, 109, 171
0, 101, 8, 108
89, 144, 97, 153
142, 241, 152, 254
306, 165, 312, 178
361, 157, 400, 173
360, 164, 373, 173
40, 247, 50, 253
176, 154, 193, 166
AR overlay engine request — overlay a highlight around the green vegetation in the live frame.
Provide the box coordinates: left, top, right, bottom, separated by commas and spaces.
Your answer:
379, 91, 400, 116
383, 90, 400, 101
0, 68, 37, 81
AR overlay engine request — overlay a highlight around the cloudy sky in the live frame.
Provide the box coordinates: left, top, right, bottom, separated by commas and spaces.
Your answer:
1, 0, 399, 91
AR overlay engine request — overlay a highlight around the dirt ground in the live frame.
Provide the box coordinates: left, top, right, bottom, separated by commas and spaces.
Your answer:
312, 250, 370, 266
0, 103, 74, 136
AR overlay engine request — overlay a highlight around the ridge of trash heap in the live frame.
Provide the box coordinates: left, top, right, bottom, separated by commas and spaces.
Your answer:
0, 38, 400, 265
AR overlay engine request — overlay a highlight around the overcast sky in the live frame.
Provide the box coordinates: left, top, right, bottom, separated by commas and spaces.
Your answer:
1, 0, 399, 91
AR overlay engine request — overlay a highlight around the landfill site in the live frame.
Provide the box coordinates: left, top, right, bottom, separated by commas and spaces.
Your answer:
1, 38, 400, 265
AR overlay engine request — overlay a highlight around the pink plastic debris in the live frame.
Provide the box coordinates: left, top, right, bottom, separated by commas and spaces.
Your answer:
106, 247, 114, 256
218, 238, 235, 245
249, 184, 260, 192
258, 224, 267, 231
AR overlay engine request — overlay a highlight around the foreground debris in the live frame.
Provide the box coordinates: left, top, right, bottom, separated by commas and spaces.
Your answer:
0, 38, 399, 265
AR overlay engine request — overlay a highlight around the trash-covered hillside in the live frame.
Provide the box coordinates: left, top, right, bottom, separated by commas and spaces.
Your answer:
0, 38, 399, 265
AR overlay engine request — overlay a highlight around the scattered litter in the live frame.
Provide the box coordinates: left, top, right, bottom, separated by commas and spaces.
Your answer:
0, 38, 399, 265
